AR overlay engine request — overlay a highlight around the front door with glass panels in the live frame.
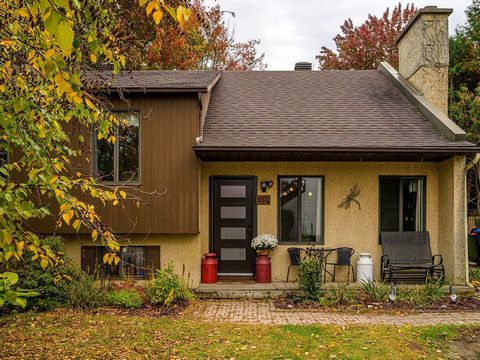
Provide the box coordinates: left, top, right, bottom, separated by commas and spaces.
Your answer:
211, 177, 255, 275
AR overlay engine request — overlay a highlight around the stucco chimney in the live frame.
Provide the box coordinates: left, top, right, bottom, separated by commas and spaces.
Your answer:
396, 6, 452, 115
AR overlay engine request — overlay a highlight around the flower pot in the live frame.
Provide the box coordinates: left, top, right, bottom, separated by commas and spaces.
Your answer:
255, 254, 271, 283
256, 249, 270, 256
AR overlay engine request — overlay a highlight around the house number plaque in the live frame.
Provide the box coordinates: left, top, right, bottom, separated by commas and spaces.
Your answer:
256, 195, 270, 205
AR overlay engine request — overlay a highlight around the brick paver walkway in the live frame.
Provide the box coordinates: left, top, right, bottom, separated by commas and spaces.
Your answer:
188, 300, 480, 326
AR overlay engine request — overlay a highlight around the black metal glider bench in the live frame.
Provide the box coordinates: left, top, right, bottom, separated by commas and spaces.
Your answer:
380, 231, 445, 284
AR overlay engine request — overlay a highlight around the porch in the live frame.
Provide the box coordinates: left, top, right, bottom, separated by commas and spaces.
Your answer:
200, 158, 468, 285
195, 280, 475, 299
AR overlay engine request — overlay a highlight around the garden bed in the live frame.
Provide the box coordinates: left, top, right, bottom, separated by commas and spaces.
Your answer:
274, 294, 480, 313
1, 300, 189, 318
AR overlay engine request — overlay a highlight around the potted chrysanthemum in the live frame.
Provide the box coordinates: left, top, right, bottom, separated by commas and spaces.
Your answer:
251, 234, 278, 256
251, 234, 278, 283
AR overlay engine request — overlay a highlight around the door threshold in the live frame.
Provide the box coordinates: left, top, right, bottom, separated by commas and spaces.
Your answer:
218, 273, 254, 276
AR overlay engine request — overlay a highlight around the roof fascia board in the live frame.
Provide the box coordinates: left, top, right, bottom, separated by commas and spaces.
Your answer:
90, 71, 222, 94
102, 87, 209, 93
193, 145, 479, 154
197, 91, 212, 144
196, 72, 222, 144
205, 72, 222, 92
378, 62, 466, 142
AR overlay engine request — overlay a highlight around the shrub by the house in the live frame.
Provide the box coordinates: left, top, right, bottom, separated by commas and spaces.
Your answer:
64, 267, 107, 309
9, 237, 76, 310
0, 272, 39, 310
108, 288, 143, 309
396, 280, 445, 307
327, 283, 358, 305
360, 280, 390, 302
470, 268, 480, 284
298, 258, 323, 301
145, 262, 194, 307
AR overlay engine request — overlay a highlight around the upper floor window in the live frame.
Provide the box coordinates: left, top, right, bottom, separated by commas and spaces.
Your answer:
0, 147, 7, 179
94, 112, 140, 183
0, 149, 7, 167
379, 176, 425, 232
279, 176, 324, 243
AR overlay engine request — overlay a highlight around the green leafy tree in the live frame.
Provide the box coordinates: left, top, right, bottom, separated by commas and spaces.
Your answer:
0, 272, 39, 309
449, 0, 480, 91
449, 0, 480, 131
0, 0, 190, 304
448, 1, 480, 214
449, 86, 480, 145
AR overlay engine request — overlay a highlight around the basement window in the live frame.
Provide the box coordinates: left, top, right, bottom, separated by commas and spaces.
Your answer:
93, 111, 140, 183
0, 148, 6, 168
279, 176, 324, 243
81, 245, 159, 279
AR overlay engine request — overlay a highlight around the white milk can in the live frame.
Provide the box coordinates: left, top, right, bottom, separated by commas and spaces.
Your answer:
356, 253, 373, 282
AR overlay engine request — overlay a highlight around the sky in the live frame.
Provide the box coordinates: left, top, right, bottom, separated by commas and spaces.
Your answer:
203, 0, 470, 70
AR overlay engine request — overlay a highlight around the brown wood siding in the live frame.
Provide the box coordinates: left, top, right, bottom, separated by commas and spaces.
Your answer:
27, 93, 200, 234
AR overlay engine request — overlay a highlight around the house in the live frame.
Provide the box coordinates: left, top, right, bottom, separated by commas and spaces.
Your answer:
40, 6, 478, 286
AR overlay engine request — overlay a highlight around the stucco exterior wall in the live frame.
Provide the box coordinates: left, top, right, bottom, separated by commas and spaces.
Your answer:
62, 158, 467, 287
437, 156, 467, 284
397, 12, 450, 115
200, 162, 440, 283
63, 233, 201, 288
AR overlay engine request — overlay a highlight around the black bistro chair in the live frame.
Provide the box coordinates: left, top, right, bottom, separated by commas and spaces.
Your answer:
287, 247, 302, 282
324, 247, 355, 283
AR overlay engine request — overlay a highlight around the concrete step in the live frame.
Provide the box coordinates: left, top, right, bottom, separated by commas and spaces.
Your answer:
195, 281, 300, 299
195, 281, 477, 299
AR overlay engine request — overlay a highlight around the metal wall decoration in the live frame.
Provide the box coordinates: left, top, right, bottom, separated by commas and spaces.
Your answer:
338, 183, 361, 210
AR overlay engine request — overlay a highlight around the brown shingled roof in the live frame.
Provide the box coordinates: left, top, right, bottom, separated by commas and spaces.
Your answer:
197, 70, 477, 152
86, 70, 221, 92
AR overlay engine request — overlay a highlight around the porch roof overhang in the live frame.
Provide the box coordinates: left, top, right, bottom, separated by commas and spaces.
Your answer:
193, 146, 480, 162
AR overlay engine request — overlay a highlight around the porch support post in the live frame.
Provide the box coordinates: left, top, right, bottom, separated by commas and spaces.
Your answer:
437, 156, 467, 284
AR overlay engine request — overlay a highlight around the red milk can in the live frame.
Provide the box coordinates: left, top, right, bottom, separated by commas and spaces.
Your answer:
255, 254, 272, 283
201, 252, 218, 284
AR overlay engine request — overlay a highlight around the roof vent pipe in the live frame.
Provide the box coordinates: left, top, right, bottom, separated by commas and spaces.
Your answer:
294, 62, 312, 71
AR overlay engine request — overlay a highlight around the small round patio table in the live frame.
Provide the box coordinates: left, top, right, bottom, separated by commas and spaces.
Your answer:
302, 247, 337, 282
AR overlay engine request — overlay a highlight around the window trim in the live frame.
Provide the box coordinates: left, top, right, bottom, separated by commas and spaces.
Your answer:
0, 147, 9, 181
92, 110, 141, 186
277, 175, 325, 245
378, 175, 427, 243
81, 245, 157, 279
0, 148, 7, 165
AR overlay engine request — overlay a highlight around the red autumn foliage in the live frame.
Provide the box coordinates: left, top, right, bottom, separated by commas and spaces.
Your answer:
317, 3, 417, 70
112, 0, 266, 70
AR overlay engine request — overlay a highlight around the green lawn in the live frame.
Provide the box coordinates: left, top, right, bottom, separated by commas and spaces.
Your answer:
0, 309, 475, 359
